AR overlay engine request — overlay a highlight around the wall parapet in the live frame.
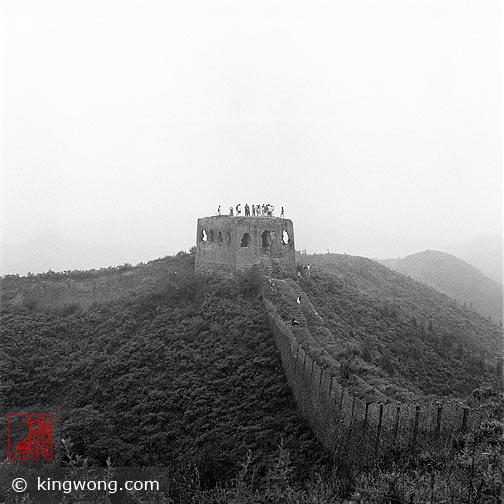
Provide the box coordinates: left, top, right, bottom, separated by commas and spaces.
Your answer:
263, 281, 483, 460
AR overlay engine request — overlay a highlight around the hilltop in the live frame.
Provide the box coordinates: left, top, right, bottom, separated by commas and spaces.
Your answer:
380, 250, 503, 323
0, 253, 187, 310
0, 254, 329, 490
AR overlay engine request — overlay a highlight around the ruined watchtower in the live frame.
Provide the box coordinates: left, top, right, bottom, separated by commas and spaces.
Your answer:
195, 215, 295, 275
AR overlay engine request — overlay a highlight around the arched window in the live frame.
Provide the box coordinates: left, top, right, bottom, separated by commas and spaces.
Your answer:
241, 233, 250, 247
209, 230, 215, 242
217, 231, 223, 243
282, 230, 290, 245
226, 232, 231, 245
262, 230, 271, 251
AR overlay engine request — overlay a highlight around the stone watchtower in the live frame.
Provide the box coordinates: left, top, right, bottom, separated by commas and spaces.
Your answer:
195, 215, 296, 275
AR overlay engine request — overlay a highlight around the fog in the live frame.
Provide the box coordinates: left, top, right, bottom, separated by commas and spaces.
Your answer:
1, 0, 501, 274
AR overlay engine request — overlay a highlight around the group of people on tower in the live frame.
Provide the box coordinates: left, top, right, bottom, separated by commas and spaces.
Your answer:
217, 204, 285, 218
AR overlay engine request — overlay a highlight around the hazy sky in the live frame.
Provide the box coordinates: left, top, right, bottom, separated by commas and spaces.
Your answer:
1, 0, 502, 272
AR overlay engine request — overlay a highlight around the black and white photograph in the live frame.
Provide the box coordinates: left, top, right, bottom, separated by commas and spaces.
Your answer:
1, 1, 502, 502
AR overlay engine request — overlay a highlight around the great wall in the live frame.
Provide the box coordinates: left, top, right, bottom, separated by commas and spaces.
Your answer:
196, 213, 486, 460
263, 277, 483, 460
1, 214, 494, 461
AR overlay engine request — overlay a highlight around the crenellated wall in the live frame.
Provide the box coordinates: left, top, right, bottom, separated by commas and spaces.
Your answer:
263, 280, 483, 460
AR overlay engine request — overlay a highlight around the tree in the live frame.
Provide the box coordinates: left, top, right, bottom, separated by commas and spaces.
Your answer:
379, 349, 394, 374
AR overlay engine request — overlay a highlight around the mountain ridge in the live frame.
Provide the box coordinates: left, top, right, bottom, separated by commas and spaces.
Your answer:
437, 235, 503, 285
379, 249, 503, 323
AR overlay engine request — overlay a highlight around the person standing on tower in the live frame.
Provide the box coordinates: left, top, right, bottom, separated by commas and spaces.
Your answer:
236, 203, 241, 216
245, 203, 250, 216
217, 205, 221, 216
280, 206, 284, 218
229, 206, 234, 217
252, 204, 256, 216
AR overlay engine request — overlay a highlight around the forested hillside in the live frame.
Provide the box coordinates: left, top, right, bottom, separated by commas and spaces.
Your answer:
1, 251, 503, 502
0, 253, 329, 492
380, 250, 503, 323
297, 253, 503, 400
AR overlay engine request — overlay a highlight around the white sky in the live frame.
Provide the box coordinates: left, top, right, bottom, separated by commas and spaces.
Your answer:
0, 0, 502, 270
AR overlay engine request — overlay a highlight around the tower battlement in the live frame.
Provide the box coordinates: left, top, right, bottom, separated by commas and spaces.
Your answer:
195, 215, 295, 275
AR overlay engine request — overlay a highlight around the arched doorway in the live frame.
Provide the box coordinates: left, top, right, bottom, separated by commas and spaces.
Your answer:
262, 230, 271, 252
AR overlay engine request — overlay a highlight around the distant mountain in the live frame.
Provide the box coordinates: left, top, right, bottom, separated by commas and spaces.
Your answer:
380, 250, 503, 323
438, 235, 503, 285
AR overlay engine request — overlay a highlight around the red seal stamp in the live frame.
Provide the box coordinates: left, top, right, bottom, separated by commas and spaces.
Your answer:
8, 414, 53, 461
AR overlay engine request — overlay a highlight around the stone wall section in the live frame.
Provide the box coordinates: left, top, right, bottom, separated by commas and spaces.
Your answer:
263, 280, 483, 460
